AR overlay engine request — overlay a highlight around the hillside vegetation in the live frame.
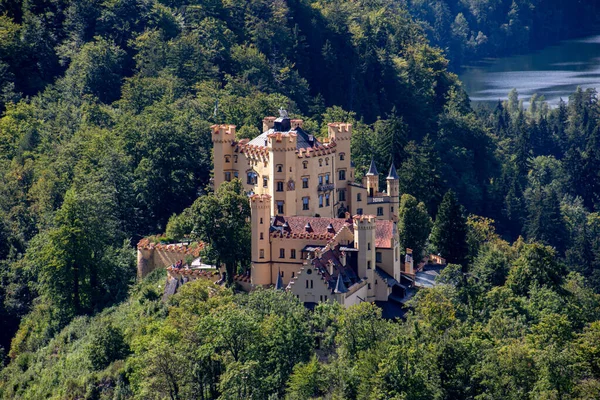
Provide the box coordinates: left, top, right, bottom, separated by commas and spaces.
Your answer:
1, 0, 600, 398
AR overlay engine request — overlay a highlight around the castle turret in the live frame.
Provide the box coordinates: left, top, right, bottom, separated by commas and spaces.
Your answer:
250, 194, 272, 286
386, 163, 400, 218
354, 215, 376, 301
211, 124, 236, 189
365, 159, 379, 197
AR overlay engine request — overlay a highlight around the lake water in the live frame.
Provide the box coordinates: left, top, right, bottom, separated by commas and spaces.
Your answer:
459, 35, 600, 107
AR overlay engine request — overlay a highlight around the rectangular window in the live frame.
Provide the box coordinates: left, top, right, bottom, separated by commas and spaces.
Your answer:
357, 193, 362, 202
303, 161, 308, 169
302, 197, 309, 210
224, 172, 232, 182
357, 208, 363, 215
280, 249, 285, 258
367, 261, 371, 269
260, 233, 264, 240
259, 249, 265, 259
234, 171, 239, 178
247, 172, 257, 185
377, 207, 384, 216
302, 177, 309, 188
318, 175, 323, 185
310, 280, 313, 289
338, 169, 346, 181
291, 249, 296, 259
319, 195, 323, 208
263, 177, 268, 187
376, 252, 382, 263
277, 201, 284, 215
325, 173, 330, 184
338, 189, 346, 201
277, 181, 284, 192
325, 193, 330, 206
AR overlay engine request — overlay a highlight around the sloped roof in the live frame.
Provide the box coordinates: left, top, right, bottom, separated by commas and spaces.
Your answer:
271, 215, 395, 249
387, 163, 399, 180
309, 245, 360, 293
366, 158, 378, 176
375, 220, 394, 249
247, 127, 321, 150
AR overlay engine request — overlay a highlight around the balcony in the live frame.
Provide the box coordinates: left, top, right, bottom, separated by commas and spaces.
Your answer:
317, 183, 335, 192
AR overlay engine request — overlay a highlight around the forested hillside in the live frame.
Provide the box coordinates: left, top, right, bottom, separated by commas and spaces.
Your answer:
1, 0, 600, 398
406, 0, 600, 66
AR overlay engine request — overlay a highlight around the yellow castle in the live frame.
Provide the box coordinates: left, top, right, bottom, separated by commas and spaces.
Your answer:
212, 110, 413, 307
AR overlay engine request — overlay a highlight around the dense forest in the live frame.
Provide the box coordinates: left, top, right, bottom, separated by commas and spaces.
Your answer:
1, 0, 600, 398
407, 0, 600, 67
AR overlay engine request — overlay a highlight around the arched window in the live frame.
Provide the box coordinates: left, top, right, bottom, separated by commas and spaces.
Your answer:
224, 155, 231, 163
303, 161, 308, 169
325, 157, 329, 165
339, 153, 345, 161
319, 159, 323, 167
234, 155, 238, 163
277, 164, 283, 172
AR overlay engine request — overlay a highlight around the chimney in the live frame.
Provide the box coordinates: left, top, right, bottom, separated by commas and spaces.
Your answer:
405, 248, 414, 275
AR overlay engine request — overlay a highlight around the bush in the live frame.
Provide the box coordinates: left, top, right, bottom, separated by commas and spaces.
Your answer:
88, 322, 129, 371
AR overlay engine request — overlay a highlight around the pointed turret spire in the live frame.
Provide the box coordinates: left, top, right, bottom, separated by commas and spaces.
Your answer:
366, 158, 378, 176
275, 271, 284, 290
334, 273, 348, 294
387, 163, 399, 180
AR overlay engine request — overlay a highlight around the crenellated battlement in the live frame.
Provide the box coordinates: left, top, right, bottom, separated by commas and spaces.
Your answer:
327, 122, 352, 141
353, 214, 376, 228
211, 124, 237, 142
250, 193, 272, 209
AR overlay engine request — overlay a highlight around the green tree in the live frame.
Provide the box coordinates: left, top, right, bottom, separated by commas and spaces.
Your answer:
398, 194, 432, 259
430, 190, 468, 266
506, 243, 565, 296
286, 355, 329, 400
87, 320, 129, 370
191, 179, 251, 284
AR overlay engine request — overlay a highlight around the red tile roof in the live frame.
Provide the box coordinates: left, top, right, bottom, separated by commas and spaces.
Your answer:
375, 220, 394, 249
271, 216, 394, 249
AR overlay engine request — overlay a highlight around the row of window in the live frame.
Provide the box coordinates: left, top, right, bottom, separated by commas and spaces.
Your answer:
244, 169, 346, 188
226, 152, 346, 168
353, 206, 384, 216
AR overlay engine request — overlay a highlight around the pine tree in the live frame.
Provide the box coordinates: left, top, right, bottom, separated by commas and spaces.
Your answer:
398, 194, 433, 260
525, 187, 567, 252
430, 190, 468, 266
